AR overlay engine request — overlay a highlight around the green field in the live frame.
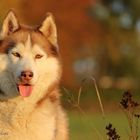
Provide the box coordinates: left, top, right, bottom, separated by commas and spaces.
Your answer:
69, 112, 130, 140
62, 88, 140, 140
65, 90, 140, 140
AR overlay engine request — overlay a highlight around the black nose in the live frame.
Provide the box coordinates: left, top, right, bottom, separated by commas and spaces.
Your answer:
20, 71, 33, 81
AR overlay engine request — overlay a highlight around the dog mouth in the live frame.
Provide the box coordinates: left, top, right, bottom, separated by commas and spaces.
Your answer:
18, 84, 33, 97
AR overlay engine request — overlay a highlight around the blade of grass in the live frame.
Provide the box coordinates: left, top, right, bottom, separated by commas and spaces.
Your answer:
91, 77, 105, 118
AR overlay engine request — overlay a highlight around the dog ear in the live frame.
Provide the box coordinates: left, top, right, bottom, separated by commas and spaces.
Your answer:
1, 10, 20, 38
39, 13, 58, 47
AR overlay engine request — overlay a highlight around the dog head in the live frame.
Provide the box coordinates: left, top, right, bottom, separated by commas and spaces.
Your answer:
0, 10, 61, 98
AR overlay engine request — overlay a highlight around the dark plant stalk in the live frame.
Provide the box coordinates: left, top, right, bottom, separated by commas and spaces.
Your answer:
135, 114, 140, 140
120, 91, 139, 140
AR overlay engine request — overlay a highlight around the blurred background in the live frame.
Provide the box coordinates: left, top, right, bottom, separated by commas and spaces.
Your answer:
0, 0, 140, 139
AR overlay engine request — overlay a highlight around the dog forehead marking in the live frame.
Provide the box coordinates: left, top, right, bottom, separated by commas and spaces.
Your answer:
25, 34, 32, 49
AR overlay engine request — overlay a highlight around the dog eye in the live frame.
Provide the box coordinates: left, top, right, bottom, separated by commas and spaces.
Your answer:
12, 52, 21, 58
35, 54, 43, 59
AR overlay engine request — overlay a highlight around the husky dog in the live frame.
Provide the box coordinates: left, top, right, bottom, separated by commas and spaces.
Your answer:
0, 10, 68, 140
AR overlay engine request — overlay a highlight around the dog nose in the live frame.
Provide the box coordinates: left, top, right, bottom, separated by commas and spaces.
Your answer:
20, 71, 33, 81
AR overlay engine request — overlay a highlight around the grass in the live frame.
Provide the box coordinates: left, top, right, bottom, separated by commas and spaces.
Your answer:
69, 112, 129, 140
67, 90, 140, 140
62, 81, 140, 140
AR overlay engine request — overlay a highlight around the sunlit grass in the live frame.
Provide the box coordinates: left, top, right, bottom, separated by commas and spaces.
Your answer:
69, 112, 129, 140
62, 82, 140, 140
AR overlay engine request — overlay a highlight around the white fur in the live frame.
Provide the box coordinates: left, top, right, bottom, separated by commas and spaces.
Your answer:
0, 11, 68, 140
0, 37, 68, 140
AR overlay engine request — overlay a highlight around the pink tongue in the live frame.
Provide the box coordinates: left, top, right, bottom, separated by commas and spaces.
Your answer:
18, 85, 33, 97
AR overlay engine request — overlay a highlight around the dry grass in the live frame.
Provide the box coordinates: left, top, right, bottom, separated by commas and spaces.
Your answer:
62, 78, 140, 140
